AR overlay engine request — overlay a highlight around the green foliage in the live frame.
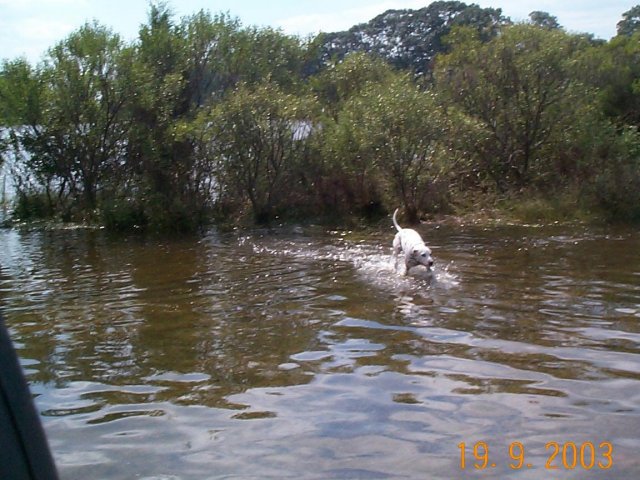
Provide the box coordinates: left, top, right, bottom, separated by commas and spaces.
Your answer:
100, 197, 147, 232
528, 11, 561, 30
579, 32, 640, 127
43, 22, 133, 211
435, 24, 593, 190
125, 3, 200, 229
617, 5, 640, 36
12, 192, 53, 221
0, 59, 44, 173
2, 22, 134, 221
332, 74, 450, 221
123, 5, 311, 229
311, 52, 397, 119
318, 1, 506, 75
588, 125, 640, 222
206, 82, 317, 223
0, 59, 43, 127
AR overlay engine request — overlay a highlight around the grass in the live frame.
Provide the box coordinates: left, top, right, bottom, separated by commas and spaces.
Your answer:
495, 189, 600, 225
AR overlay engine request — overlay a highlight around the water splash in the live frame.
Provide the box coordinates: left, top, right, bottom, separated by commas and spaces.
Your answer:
244, 233, 459, 294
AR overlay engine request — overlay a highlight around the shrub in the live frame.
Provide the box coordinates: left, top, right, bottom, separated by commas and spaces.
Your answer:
591, 127, 640, 222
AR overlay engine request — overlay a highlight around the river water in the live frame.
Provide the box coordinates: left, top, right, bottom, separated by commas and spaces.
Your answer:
1, 222, 639, 479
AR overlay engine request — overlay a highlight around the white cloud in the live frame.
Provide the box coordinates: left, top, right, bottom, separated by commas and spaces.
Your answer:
20, 17, 74, 39
0, 15, 76, 61
474, 0, 627, 39
0, 0, 87, 6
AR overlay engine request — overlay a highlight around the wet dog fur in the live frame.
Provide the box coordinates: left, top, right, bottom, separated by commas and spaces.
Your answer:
392, 208, 434, 275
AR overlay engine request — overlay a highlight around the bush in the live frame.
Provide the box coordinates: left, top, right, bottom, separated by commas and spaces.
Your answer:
100, 198, 147, 232
591, 127, 640, 222
12, 192, 53, 220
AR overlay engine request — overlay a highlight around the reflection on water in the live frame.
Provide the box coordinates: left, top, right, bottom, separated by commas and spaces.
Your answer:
1, 223, 639, 479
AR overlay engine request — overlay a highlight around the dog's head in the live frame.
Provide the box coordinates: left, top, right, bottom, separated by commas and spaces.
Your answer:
412, 246, 434, 270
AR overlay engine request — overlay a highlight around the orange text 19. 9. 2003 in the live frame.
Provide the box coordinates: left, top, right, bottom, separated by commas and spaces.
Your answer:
457, 441, 613, 471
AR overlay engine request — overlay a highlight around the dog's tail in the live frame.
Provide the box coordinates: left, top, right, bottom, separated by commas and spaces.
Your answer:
392, 208, 402, 232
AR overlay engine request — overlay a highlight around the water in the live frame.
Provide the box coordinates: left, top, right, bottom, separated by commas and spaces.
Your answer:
1, 222, 639, 479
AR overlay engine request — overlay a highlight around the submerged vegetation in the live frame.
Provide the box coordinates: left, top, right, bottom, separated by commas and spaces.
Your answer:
1, 1, 640, 231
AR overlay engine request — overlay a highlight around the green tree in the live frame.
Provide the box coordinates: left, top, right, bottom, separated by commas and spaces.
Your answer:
330, 74, 449, 221
579, 32, 640, 127
435, 25, 591, 190
617, 5, 640, 36
125, 5, 309, 229
311, 52, 396, 120
236, 26, 308, 91
2, 23, 133, 218
126, 3, 189, 226
181, 10, 243, 106
125, 4, 226, 230
179, 10, 306, 102
528, 11, 561, 30
0, 59, 44, 179
0, 59, 43, 128
43, 22, 134, 212
310, 54, 399, 218
318, 1, 506, 76
207, 82, 317, 223
591, 125, 640, 221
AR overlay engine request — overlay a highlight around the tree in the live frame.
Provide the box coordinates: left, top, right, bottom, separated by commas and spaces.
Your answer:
528, 11, 561, 30
0, 59, 43, 128
2, 23, 133, 218
181, 9, 243, 106
331, 74, 449, 221
580, 31, 640, 127
125, 4, 224, 230
125, 5, 310, 229
311, 52, 396, 120
617, 5, 640, 36
43, 22, 133, 211
0, 59, 44, 177
235, 26, 308, 91
207, 82, 317, 223
435, 25, 591, 190
318, 1, 506, 76
126, 2, 189, 223
181, 11, 307, 101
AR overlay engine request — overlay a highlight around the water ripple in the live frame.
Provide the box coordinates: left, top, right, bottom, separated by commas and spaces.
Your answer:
1, 225, 639, 479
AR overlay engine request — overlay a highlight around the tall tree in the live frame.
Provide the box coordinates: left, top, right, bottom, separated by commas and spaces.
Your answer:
3, 23, 133, 215
578, 31, 640, 127
617, 5, 640, 36
127, 5, 309, 229
0, 59, 44, 176
311, 52, 396, 120
333, 74, 448, 221
0, 59, 43, 128
45, 22, 133, 210
318, 1, 506, 76
207, 82, 316, 223
126, 3, 198, 228
435, 25, 591, 190
528, 11, 561, 30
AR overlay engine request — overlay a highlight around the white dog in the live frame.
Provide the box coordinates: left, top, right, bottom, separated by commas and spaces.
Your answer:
392, 208, 434, 274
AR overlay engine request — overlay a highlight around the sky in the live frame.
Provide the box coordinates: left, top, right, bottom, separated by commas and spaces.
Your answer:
1, 0, 637, 63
